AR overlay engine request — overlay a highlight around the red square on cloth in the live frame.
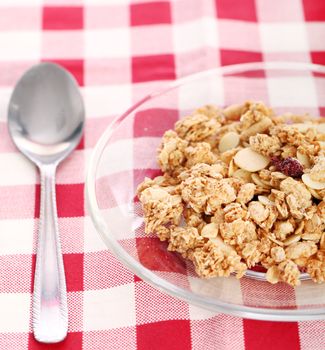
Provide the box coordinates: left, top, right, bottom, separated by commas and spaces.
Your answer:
133, 108, 178, 137
28, 331, 82, 349
43, 7, 83, 30
215, 0, 257, 21
63, 253, 83, 292
320, 107, 325, 116
220, 49, 263, 66
303, 0, 325, 21
243, 320, 300, 350
56, 184, 84, 218
132, 54, 176, 83
136, 320, 192, 350
34, 184, 84, 219
311, 51, 325, 65
43, 59, 84, 86
130, 2, 172, 26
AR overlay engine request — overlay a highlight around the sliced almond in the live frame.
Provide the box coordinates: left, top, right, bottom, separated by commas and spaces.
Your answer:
218, 132, 240, 153
291, 123, 315, 133
223, 104, 244, 120
201, 222, 219, 238
258, 195, 275, 206
251, 173, 271, 189
294, 221, 305, 236
252, 174, 271, 188
268, 235, 284, 246
251, 173, 265, 187
294, 257, 308, 267
270, 171, 287, 180
297, 151, 311, 168
255, 186, 270, 194
302, 173, 325, 190
266, 266, 280, 284
308, 187, 322, 200
228, 159, 236, 177
311, 213, 321, 226
301, 233, 321, 241
233, 169, 252, 182
283, 234, 301, 246
240, 117, 272, 141
234, 147, 270, 172
320, 233, 325, 249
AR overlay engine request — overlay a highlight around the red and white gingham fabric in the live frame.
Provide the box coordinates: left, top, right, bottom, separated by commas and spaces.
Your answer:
0, 0, 325, 349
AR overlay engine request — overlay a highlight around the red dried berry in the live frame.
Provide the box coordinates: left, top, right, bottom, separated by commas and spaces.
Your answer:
271, 156, 303, 178
271, 156, 281, 167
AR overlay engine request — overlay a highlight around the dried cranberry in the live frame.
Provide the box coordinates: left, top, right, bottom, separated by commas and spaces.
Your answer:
271, 156, 281, 167
271, 156, 303, 178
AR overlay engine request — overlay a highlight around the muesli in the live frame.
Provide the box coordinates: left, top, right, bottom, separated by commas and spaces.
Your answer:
137, 101, 325, 286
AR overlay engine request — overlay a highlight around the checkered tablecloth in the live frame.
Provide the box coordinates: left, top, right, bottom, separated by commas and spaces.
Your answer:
0, 0, 325, 349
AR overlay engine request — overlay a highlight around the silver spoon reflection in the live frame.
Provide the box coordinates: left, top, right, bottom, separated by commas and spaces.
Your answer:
8, 63, 84, 343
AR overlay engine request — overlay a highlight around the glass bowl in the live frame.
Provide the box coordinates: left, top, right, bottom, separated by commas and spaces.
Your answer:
86, 62, 325, 321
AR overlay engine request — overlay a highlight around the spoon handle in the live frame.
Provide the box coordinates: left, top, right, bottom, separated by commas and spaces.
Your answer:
33, 164, 68, 343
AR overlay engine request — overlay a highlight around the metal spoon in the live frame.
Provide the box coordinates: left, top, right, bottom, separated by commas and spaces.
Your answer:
8, 63, 85, 343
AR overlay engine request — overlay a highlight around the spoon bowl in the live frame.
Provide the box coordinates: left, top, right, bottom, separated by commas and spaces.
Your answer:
8, 63, 84, 165
8, 62, 85, 343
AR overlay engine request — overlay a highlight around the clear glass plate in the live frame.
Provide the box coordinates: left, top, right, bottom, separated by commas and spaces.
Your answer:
86, 62, 325, 321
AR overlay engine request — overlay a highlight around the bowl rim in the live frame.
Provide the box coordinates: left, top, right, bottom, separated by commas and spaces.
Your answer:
86, 61, 325, 321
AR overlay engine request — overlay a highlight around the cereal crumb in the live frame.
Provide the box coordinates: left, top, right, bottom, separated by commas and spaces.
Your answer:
250, 134, 281, 157
310, 156, 325, 183
175, 113, 220, 142
138, 185, 183, 240
185, 142, 216, 167
168, 226, 203, 257
158, 130, 188, 175
266, 260, 301, 286
180, 164, 236, 214
220, 219, 257, 246
285, 241, 318, 260
307, 251, 325, 283
270, 246, 286, 263
192, 238, 247, 278
237, 183, 256, 204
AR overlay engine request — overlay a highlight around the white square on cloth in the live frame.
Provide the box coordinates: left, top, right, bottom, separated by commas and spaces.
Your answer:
84, 216, 107, 253
0, 0, 41, 4
0, 293, 30, 332
83, 284, 136, 330
178, 76, 224, 111
0, 219, 34, 255
85, 29, 131, 59
0, 153, 36, 186
173, 18, 219, 53
83, 85, 132, 117
267, 76, 318, 108
0, 32, 41, 61
260, 23, 309, 52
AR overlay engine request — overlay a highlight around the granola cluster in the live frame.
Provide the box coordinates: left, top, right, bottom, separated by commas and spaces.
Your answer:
137, 101, 325, 286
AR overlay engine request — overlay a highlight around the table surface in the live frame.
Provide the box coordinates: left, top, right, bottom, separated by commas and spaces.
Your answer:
0, 1, 324, 349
